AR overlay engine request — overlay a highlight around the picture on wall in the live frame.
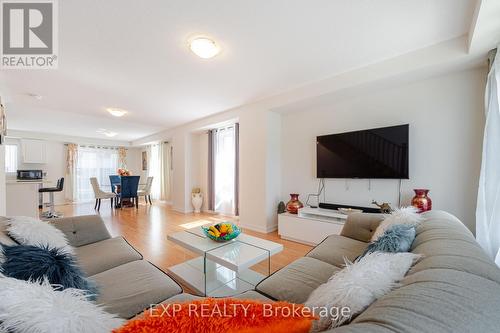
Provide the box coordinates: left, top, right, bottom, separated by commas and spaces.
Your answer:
142, 151, 148, 170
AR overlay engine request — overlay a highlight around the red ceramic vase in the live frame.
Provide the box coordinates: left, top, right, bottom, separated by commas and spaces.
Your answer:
411, 189, 432, 213
286, 194, 304, 214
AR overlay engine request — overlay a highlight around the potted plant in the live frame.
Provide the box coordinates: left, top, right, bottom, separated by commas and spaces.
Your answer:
191, 188, 203, 213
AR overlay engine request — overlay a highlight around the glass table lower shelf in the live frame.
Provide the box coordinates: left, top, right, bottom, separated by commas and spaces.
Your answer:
167, 257, 267, 297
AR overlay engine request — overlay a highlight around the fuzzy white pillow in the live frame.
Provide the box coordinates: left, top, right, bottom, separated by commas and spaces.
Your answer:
371, 206, 424, 241
0, 275, 124, 333
6, 216, 73, 254
305, 252, 421, 332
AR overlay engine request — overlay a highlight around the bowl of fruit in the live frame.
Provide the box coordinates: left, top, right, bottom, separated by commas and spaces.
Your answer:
202, 222, 241, 242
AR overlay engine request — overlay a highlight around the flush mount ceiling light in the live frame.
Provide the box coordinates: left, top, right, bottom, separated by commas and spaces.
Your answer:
104, 131, 118, 137
27, 93, 43, 100
97, 128, 118, 137
189, 37, 220, 59
106, 107, 128, 117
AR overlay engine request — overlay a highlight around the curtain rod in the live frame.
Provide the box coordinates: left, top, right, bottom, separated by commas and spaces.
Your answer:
63, 143, 128, 150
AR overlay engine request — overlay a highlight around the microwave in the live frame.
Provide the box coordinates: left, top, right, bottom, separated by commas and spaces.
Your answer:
17, 170, 43, 180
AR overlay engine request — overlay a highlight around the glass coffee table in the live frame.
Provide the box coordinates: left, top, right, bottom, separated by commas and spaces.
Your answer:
167, 227, 283, 297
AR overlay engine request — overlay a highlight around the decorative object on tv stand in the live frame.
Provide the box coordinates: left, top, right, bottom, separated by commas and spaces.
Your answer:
286, 194, 304, 214
372, 201, 394, 214
337, 207, 363, 215
117, 168, 131, 176
191, 188, 203, 213
411, 189, 432, 212
277, 201, 286, 214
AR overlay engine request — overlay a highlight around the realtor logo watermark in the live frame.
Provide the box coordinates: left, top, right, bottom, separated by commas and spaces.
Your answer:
1, 0, 58, 69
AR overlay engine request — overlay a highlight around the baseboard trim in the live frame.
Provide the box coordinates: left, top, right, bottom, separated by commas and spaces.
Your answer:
239, 222, 277, 234
279, 235, 316, 246
172, 207, 193, 214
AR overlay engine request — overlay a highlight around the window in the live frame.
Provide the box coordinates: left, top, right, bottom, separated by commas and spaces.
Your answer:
214, 126, 236, 215
74, 146, 118, 202
5, 144, 18, 173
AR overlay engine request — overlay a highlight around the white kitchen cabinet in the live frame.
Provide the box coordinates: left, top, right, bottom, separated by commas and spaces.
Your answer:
6, 181, 41, 218
21, 139, 46, 163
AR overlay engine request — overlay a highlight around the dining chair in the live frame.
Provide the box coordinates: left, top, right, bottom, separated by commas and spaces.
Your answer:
119, 176, 140, 209
138, 176, 154, 205
90, 177, 115, 211
109, 175, 121, 193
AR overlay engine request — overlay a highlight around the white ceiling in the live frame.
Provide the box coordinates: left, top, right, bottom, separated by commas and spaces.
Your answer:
0, 0, 476, 142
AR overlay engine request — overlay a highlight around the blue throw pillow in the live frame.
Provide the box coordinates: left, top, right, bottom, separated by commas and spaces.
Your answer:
0, 244, 98, 300
358, 224, 416, 260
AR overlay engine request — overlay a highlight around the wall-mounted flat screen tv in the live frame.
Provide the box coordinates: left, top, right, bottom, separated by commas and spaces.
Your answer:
317, 124, 409, 179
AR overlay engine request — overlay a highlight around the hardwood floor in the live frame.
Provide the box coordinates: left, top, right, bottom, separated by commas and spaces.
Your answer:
56, 200, 312, 293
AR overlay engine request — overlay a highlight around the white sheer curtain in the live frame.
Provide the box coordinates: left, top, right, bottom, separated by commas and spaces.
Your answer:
476, 48, 500, 265
214, 126, 235, 215
74, 146, 118, 202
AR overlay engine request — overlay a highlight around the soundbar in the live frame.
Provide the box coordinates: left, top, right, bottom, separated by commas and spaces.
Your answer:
318, 202, 381, 214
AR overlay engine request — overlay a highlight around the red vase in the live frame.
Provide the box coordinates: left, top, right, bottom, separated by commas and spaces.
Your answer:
411, 189, 432, 213
286, 194, 304, 214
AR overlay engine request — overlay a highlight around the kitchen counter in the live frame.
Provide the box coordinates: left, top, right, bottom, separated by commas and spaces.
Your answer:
6, 179, 51, 218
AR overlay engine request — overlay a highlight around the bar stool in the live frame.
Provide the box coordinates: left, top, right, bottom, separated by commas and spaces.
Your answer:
39, 178, 64, 218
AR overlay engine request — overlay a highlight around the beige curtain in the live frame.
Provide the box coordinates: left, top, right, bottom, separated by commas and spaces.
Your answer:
147, 142, 172, 202
65, 143, 78, 202
118, 147, 127, 168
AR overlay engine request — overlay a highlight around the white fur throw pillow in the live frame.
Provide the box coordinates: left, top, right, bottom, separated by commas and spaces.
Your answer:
305, 252, 421, 332
7, 216, 73, 254
371, 206, 424, 241
0, 275, 124, 333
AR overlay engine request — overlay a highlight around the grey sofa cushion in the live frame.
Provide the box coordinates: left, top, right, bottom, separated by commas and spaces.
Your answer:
0, 218, 16, 246
75, 237, 142, 276
256, 257, 338, 304
340, 212, 384, 242
329, 269, 500, 333
92, 260, 182, 319
51, 215, 111, 247
409, 215, 500, 284
306, 234, 367, 267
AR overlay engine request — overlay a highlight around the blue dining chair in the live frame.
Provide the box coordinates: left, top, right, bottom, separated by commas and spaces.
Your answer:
109, 175, 121, 193
119, 176, 140, 208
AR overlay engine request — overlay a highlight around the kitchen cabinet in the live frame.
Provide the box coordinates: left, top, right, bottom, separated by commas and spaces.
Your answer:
21, 139, 46, 163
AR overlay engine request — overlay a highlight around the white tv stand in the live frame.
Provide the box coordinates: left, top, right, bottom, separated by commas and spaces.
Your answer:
278, 207, 348, 246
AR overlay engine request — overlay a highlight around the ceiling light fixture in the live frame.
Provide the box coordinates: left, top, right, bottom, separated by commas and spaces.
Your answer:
106, 107, 128, 117
189, 37, 220, 59
97, 128, 118, 137
104, 131, 118, 137
28, 93, 43, 100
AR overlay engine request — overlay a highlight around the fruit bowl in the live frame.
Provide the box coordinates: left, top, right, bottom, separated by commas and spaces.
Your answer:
202, 223, 241, 242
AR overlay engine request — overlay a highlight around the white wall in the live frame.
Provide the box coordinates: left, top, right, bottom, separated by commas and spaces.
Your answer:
280, 67, 486, 232
125, 147, 145, 178
189, 132, 209, 212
